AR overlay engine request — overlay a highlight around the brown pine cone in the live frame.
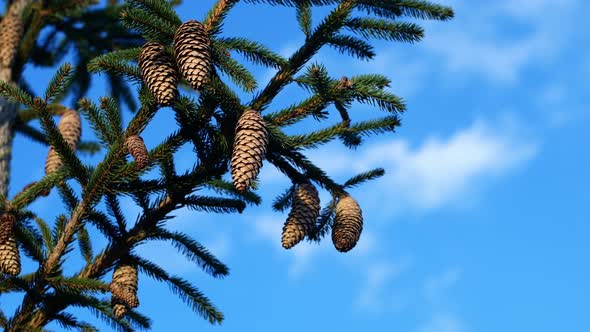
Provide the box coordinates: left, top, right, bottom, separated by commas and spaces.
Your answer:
44, 148, 62, 175
282, 183, 320, 249
125, 135, 149, 170
231, 110, 268, 193
139, 42, 179, 106
174, 20, 212, 91
44, 110, 82, 175
0, 13, 23, 67
331, 196, 363, 253
112, 299, 128, 319
0, 213, 16, 243
59, 110, 82, 148
110, 263, 139, 309
0, 235, 21, 276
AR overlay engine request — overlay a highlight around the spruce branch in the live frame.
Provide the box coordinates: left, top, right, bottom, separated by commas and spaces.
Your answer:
345, 18, 424, 43
1, 0, 454, 329
149, 229, 229, 278
343, 168, 385, 188
296, 1, 313, 37
204, 0, 239, 35
133, 256, 224, 324
215, 37, 288, 69
44, 63, 74, 104
250, 0, 357, 111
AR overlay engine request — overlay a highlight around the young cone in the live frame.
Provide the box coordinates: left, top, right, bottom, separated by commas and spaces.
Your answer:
0, 236, 21, 276
139, 42, 179, 106
231, 109, 268, 192
44, 110, 82, 175
110, 263, 139, 310
282, 182, 320, 249
331, 196, 363, 253
0, 13, 23, 67
125, 135, 149, 170
174, 20, 212, 91
0, 213, 16, 243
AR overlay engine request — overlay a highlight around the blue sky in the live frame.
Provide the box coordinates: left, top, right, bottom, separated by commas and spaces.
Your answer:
3, 0, 590, 331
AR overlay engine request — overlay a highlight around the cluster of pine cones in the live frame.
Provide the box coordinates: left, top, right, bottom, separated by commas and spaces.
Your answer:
280, 183, 364, 253
139, 19, 212, 106
138, 19, 364, 254
21, 17, 364, 318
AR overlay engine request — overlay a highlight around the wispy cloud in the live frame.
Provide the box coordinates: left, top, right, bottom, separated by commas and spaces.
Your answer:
421, 0, 576, 84
309, 117, 538, 213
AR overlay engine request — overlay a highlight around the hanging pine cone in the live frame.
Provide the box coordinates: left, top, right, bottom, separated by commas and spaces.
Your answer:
110, 263, 139, 310
44, 110, 82, 175
0, 213, 16, 243
0, 235, 21, 276
112, 299, 128, 319
282, 182, 320, 249
0, 13, 23, 67
174, 20, 212, 91
231, 109, 268, 193
44, 148, 62, 175
139, 42, 179, 106
125, 135, 149, 170
331, 196, 363, 253
58, 110, 82, 148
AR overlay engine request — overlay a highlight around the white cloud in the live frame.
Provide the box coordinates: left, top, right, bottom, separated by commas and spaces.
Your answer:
309, 118, 538, 212
418, 313, 464, 332
338, 0, 581, 92
421, 0, 575, 84
424, 29, 552, 83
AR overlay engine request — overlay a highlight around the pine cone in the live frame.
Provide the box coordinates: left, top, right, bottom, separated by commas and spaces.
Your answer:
112, 299, 128, 319
139, 42, 179, 106
44, 148, 62, 175
45, 110, 82, 175
0, 13, 23, 67
110, 263, 139, 309
174, 20, 212, 91
125, 135, 149, 170
0, 235, 21, 276
231, 110, 268, 193
59, 110, 82, 148
0, 213, 16, 243
331, 196, 363, 253
282, 183, 320, 249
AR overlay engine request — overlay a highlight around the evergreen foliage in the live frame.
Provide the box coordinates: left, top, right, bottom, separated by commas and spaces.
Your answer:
0, 0, 453, 330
